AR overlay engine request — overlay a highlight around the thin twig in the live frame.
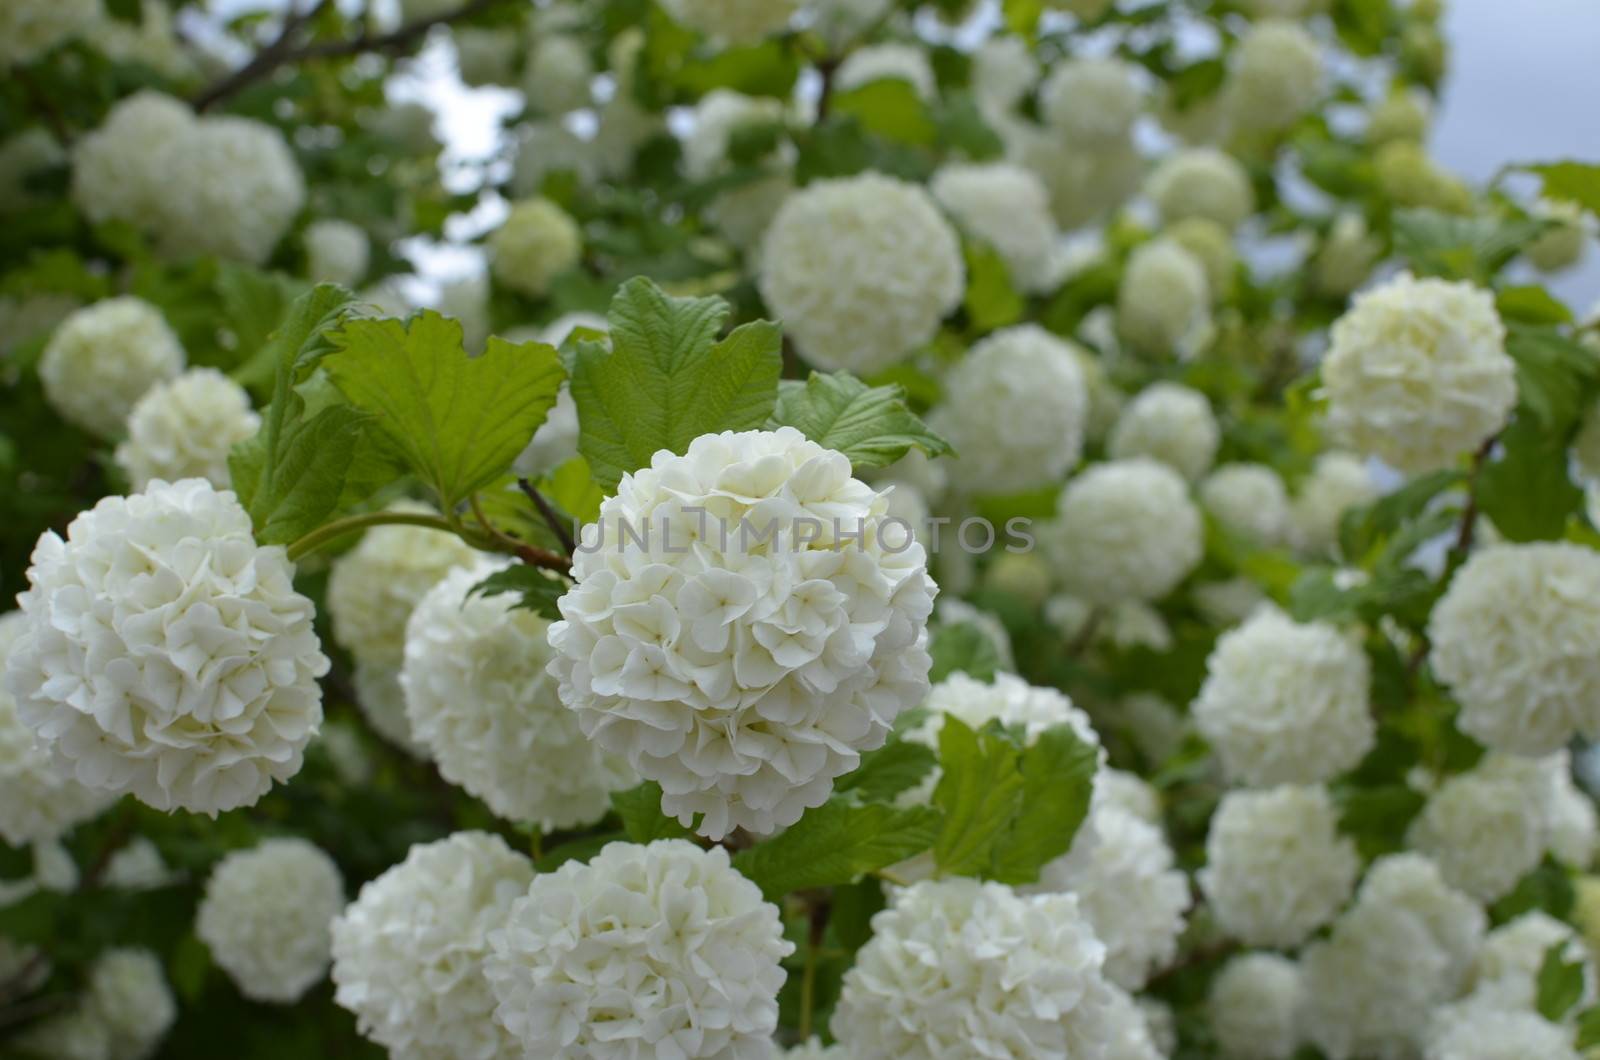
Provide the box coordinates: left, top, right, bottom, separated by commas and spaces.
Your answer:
1452, 434, 1498, 557
192, 0, 335, 112
1067, 606, 1104, 657
470, 493, 574, 574
517, 478, 576, 555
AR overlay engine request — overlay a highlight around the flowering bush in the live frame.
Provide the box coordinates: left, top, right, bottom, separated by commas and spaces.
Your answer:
2, 1, 1599, 1057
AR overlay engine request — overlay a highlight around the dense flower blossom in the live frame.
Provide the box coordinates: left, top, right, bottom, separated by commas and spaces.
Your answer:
521, 35, 594, 116
304, 219, 371, 287
1227, 20, 1323, 130
1146, 148, 1254, 230
38, 296, 184, 440
1208, 953, 1302, 1060
1408, 754, 1552, 903
930, 162, 1061, 293
1040, 58, 1145, 148
113, 368, 260, 491
1200, 463, 1292, 546
836, 43, 938, 100
489, 198, 583, 298
1107, 382, 1219, 481
1116, 238, 1213, 359
1049, 458, 1204, 604
1, 0, 100, 68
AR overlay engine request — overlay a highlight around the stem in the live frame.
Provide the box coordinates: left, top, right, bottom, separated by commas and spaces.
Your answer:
1067, 606, 1104, 657
1451, 434, 1497, 558
192, 0, 335, 112
469, 493, 574, 574
798, 897, 831, 1041
285, 510, 460, 562
517, 478, 576, 555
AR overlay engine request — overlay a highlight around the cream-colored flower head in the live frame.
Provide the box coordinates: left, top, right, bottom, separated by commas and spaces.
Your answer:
114, 368, 260, 491
39, 296, 184, 440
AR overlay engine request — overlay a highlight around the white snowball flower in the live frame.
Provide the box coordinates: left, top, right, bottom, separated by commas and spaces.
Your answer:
113, 368, 261, 491
931, 325, 1088, 496
1428, 542, 1600, 756
38, 296, 184, 440
832, 878, 1119, 1060
907, 671, 1103, 757
658, 0, 800, 44
88, 947, 177, 1060
1107, 382, 1219, 481
1424, 1004, 1579, 1060
1192, 608, 1374, 786
1290, 451, 1378, 556
330, 832, 533, 1060
1407, 755, 1550, 903
1359, 852, 1487, 993
1209, 953, 1302, 1060
1117, 239, 1213, 359
1468, 911, 1592, 1015
972, 35, 1039, 113
1548, 766, 1598, 868
164, 116, 306, 264
1146, 148, 1255, 230
1040, 58, 1145, 148
511, 122, 595, 196
304, 219, 371, 287
1322, 273, 1514, 474
486, 839, 791, 1057
1199, 784, 1358, 947
196, 838, 344, 1003
1012, 126, 1144, 230
0, 613, 116, 847
1025, 805, 1189, 989
1101, 984, 1165, 1060
931, 162, 1061, 293
836, 43, 938, 101
521, 35, 593, 116
1167, 216, 1238, 298
4, 479, 329, 815
1050, 458, 1204, 605
102, 836, 174, 891
71, 92, 194, 236
1200, 463, 1292, 546
548, 427, 936, 839
403, 559, 635, 830
326, 506, 481, 670
1099, 767, 1162, 824
1227, 20, 1323, 131
489, 197, 582, 299
352, 658, 428, 757
0, 0, 99, 68
759, 172, 963, 375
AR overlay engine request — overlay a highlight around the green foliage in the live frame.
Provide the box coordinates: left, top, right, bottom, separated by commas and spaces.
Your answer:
1522, 160, 1600, 217
1478, 416, 1583, 542
928, 621, 1006, 683
769, 372, 952, 469
1536, 942, 1588, 1021
570, 278, 782, 491
732, 798, 942, 901
468, 563, 568, 621
1392, 207, 1549, 281
834, 740, 939, 803
611, 782, 696, 843
831, 80, 938, 147
962, 241, 1026, 334
324, 313, 565, 511
987, 724, 1099, 885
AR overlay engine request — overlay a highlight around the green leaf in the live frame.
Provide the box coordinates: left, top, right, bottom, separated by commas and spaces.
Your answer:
1392, 208, 1549, 282
1003, 0, 1047, 37
832, 79, 938, 147
989, 724, 1099, 885
571, 278, 783, 491
732, 799, 942, 901
963, 241, 1026, 333
933, 94, 1003, 160
835, 740, 939, 803
1334, 783, 1427, 860
1537, 943, 1587, 1021
469, 563, 569, 621
1505, 325, 1600, 434
1332, 0, 1394, 56
1522, 161, 1600, 218
769, 372, 952, 470
611, 782, 695, 843
539, 456, 604, 526
324, 313, 565, 510
933, 718, 1026, 878
1497, 286, 1574, 327
1491, 857, 1575, 924
929, 621, 1005, 683
216, 264, 303, 390
1478, 416, 1582, 542
229, 285, 387, 545
1575, 1004, 1600, 1050
1338, 468, 1465, 563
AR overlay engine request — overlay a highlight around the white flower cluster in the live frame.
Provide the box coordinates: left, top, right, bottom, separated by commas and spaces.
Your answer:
1193, 608, 1375, 786
1227, 20, 1324, 130
196, 838, 344, 1003
1425, 1004, 1579, 1060
4, 479, 328, 815
1050, 458, 1205, 604
1299, 853, 1486, 1060
489, 198, 583, 299
1117, 239, 1213, 359
331, 832, 533, 1060
910, 670, 1102, 755
0, 613, 115, 847
836, 43, 938, 101
1027, 804, 1190, 989
1407, 753, 1563, 902
304, 219, 371, 288
1040, 58, 1145, 148
1322, 273, 1515, 474
402, 560, 635, 830
1289, 451, 1377, 556
1200, 463, 1292, 547
73, 92, 306, 264
20, 948, 176, 1060
932, 325, 1088, 496
760, 173, 963, 375
522, 35, 594, 117
659, 0, 800, 44
486, 839, 791, 1057
113, 368, 261, 491
1107, 382, 1219, 481
930, 162, 1061, 293
1209, 953, 1302, 1060
0, 0, 99, 68
1146, 148, 1255, 231
549, 428, 935, 839
39, 296, 185, 440
1313, 213, 1385, 297
1011, 123, 1145, 230
1429, 542, 1600, 755
1468, 911, 1592, 1015
1199, 784, 1358, 947
972, 34, 1039, 113
832, 878, 1121, 1059
326, 508, 479, 751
